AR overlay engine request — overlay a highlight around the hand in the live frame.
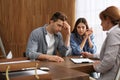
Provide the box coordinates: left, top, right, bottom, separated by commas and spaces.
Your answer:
84, 28, 93, 38
47, 55, 64, 62
63, 21, 71, 35
81, 52, 93, 58
93, 61, 100, 68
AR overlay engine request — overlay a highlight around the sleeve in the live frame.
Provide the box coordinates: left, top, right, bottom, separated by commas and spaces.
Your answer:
87, 34, 97, 54
94, 33, 120, 73
26, 31, 41, 59
57, 33, 70, 57
70, 34, 83, 55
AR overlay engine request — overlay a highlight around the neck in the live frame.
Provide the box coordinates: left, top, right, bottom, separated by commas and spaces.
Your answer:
46, 25, 53, 34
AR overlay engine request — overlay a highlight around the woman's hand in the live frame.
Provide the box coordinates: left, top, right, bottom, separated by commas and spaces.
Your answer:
81, 52, 93, 58
84, 28, 93, 38
93, 61, 100, 69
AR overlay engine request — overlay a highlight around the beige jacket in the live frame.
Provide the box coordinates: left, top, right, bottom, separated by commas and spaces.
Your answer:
94, 25, 120, 80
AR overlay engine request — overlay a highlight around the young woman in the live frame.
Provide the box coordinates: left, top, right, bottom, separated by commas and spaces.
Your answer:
82, 6, 120, 80
70, 18, 97, 56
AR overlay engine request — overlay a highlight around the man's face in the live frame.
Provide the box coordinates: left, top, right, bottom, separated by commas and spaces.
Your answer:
50, 19, 64, 34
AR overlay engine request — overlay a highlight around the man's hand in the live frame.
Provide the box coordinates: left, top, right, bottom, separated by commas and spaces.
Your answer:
63, 21, 71, 35
47, 55, 64, 62
38, 54, 64, 62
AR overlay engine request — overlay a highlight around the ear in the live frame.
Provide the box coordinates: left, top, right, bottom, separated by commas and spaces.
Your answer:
49, 20, 54, 24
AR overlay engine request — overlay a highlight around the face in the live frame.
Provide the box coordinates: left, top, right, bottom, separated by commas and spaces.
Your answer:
77, 23, 87, 36
101, 19, 110, 31
50, 19, 64, 34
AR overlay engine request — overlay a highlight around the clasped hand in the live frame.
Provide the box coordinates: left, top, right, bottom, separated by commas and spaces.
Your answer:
84, 28, 93, 38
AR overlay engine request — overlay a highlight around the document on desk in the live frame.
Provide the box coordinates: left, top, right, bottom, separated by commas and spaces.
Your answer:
2, 69, 48, 78
70, 58, 94, 64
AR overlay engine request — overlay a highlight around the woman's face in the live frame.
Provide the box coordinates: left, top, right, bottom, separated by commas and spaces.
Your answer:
77, 23, 87, 36
101, 19, 111, 31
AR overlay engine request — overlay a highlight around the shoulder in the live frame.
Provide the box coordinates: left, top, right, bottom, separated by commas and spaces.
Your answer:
30, 27, 42, 37
109, 26, 120, 38
107, 26, 120, 44
31, 25, 47, 36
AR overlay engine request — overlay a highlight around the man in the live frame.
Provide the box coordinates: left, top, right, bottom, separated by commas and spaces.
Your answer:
26, 12, 71, 62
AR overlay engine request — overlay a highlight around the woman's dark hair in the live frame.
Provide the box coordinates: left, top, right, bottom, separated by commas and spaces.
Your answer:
72, 18, 89, 36
50, 12, 67, 22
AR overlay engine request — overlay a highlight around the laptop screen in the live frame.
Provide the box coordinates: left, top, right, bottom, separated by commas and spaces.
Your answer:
0, 36, 6, 58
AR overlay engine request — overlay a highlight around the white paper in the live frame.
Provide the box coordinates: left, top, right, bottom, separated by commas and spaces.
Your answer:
70, 58, 94, 63
2, 69, 48, 77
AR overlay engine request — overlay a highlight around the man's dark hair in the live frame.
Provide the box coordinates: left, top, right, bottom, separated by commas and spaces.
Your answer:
50, 12, 67, 22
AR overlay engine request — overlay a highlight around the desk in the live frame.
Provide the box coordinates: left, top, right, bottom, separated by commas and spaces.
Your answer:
62, 56, 95, 73
0, 57, 94, 80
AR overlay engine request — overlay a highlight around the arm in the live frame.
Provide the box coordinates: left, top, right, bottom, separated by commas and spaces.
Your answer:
94, 33, 120, 73
26, 29, 64, 62
81, 52, 100, 59
70, 34, 83, 55
84, 28, 97, 53
87, 34, 97, 54
26, 31, 41, 59
63, 21, 71, 47
38, 54, 64, 62
80, 35, 88, 50
94, 45, 119, 73
57, 21, 71, 56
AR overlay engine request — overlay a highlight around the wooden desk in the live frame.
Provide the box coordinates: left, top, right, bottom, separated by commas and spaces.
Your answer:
0, 57, 90, 80
60, 56, 95, 73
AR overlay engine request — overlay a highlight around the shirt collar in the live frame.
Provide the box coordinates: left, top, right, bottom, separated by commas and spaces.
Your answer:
107, 24, 119, 34
43, 24, 58, 36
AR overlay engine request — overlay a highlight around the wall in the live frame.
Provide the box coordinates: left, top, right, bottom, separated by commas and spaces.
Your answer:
0, 0, 75, 57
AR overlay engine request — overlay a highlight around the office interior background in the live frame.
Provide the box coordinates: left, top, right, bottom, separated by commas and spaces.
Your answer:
0, 0, 120, 57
